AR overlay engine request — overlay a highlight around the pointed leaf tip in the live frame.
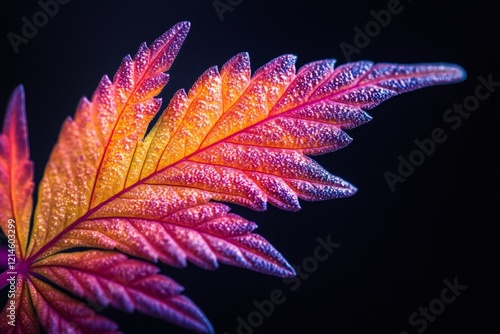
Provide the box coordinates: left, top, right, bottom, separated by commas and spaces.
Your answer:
177, 21, 191, 29
3, 84, 26, 133
417, 62, 467, 84
0, 84, 33, 256
446, 63, 467, 82
4, 83, 30, 159
148, 21, 191, 74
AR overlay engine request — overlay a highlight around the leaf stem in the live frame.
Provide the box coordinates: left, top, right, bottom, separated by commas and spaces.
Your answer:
0, 258, 30, 290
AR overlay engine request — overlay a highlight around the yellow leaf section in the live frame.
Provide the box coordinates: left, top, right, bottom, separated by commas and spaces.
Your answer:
126, 52, 296, 185
26, 22, 190, 257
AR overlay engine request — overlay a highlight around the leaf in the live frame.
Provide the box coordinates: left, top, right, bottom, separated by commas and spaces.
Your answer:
32, 250, 213, 333
26, 21, 191, 258
53, 202, 294, 276
1, 22, 213, 334
0, 21, 465, 333
0, 275, 39, 334
24, 278, 119, 334
0, 85, 34, 259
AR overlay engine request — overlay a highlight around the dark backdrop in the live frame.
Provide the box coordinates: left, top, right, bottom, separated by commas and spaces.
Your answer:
1, 1, 498, 333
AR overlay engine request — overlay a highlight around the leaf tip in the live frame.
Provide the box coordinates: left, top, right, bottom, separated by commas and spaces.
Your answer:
4, 84, 26, 126
282, 263, 296, 278
427, 62, 467, 84
448, 63, 467, 82
285, 54, 298, 68
349, 184, 358, 196
169, 21, 191, 41
12, 83, 25, 97
341, 181, 358, 197
175, 20, 191, 30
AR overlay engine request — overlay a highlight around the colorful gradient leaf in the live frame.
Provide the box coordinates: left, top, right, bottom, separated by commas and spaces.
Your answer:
0, 21, 465, 333
0, 85, 34, 260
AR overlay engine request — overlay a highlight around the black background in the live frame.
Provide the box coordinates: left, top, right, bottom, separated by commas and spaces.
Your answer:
0, 1, 498, 333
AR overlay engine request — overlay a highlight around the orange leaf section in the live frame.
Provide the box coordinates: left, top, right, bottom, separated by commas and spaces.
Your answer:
0, 86, 34, 258
27, 22, 190, 257
123, 53, 357, 214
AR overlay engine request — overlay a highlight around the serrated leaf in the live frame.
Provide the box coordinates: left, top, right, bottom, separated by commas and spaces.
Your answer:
54, 202, 294, 276
0, 86, 34, 258
28, 277, 119, 334
0, 275, 39, 334
33, 250, 213, 333
0, 21, 465, 334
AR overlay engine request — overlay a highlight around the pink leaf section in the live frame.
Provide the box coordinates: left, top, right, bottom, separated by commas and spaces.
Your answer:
33, 250, 214, 333
0, 85, 34, 258
52, 201, 295, 277
0, 275, 39, 334
28, 278, 119, 334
